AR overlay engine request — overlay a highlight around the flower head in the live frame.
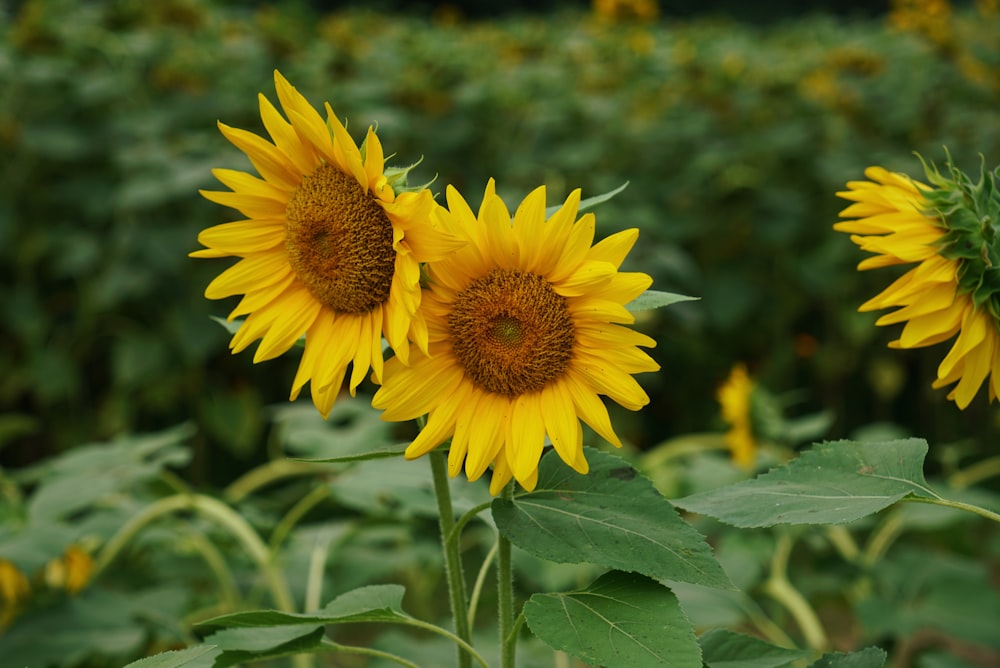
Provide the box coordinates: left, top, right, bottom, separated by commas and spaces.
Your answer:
0, 559, 30, 627
836, 156, 1000, 408
372, 180, 659, 494
717, 363, 757, 469
194, 71, 459, 417
44, 545, 94, 595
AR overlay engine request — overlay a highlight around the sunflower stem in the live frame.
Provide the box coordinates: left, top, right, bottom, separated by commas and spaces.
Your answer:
498, 480, 517, 668
429, 450, 473, 668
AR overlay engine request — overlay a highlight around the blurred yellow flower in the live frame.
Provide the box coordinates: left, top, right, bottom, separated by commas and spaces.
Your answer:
194, 71, 460, 418
593, 0, 659, 22
836, 160, 1000, 408
717, 363, 756, 469
0, 559, 30, 627
45, 545, 95, 595
373, 181, 659, 494
888, 0, 953, 45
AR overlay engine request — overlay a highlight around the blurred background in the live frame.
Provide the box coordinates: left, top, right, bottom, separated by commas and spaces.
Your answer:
2, 0, 999, 479
3, 1, 1000, 666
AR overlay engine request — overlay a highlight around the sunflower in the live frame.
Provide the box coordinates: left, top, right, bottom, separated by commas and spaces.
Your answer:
717, 363, 756, 469
836, 159, 1000, 409
193, 71, 459, 417
371, 180, 660, 493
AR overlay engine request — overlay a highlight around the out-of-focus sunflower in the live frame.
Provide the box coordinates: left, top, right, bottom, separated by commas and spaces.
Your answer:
836, 157, 1000, 408
44, 545, 94, 595
194, 71, 460, 417
717, 363, 757, 469
0, 558, 30, 627
372, 180, 659, 494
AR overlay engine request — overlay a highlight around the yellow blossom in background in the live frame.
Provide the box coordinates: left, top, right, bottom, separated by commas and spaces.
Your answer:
373, 180, 659, 494
193, 71, 461, 417
717, 363, 757, 469
0, 559, 30, 627
593, 0, 659, 23
888, 0, 953, 45
44, 545, 95, 595
835, 159, 1000, 409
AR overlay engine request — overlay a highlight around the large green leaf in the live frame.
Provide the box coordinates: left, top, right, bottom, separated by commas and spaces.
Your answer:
699, 629, 810, 668
675, 439, 934, 527
122, 646, 221, 668
524, 571, 701, 668
200, 584, 410, 629
493, 448, 732, 589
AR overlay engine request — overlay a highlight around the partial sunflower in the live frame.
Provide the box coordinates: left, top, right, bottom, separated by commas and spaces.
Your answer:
371, 180, 660, 494
836, 156, 1000, 408
717, 363, 757, 469
193, 71, 460, 417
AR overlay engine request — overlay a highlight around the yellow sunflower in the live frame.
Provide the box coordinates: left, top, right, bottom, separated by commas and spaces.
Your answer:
193, 71, 460, 417
371, 180, 660, 494
717, 363, 756, 469
0, 559, 30, 627
836, 160, 1000, 408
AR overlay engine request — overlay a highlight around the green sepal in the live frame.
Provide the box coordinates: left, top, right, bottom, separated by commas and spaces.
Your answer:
384, 156, 437, 193
918, 151, 1000, 317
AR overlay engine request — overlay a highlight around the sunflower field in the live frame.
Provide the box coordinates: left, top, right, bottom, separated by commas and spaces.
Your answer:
2, 0, 1000, 666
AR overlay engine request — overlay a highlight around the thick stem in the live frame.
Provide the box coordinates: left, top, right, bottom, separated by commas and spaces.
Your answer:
497, 481, 517, 668
762, 532, 828, 651
429, 450, 473, 668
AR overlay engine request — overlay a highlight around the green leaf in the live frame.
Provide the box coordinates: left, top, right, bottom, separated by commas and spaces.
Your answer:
546, 182, 629, 216
273, 399, 401, 462
493, 448, 732, 589
675, 439, 934, 527
209, 627, 329, 668
809, 647, 886, 668
329, 455, 492, 519
122, 646, 221, 668
201, 585, 410, 629
207, 624, 324, 652
626, 290, 699, 313
699, 629, 810, 668
524, 571, 701, 668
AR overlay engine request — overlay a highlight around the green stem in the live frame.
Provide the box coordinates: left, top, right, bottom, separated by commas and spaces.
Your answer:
402, 618, 491, 668
901, 495, 1000, 524
762, 532, 828, 651
429, 450, 473, 668
269, 484, 331, 553
862, 507, 906, 567
317, 640, 420, 668
224, 459, 331, 503
305, 532, 335, 612
948, 455, 1000, 489
468, 540, 498, 629
185, 529, 241, 610
94, 494, 295, 612
447, 500, 494, 545
498, 481, 516, 668
824, 525, 860, 563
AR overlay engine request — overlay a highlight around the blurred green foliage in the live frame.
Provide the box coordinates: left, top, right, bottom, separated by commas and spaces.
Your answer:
2, 0, 1000, 473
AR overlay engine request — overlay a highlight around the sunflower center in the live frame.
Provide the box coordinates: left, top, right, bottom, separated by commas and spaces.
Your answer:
284, 164, 395, 314
449, 269, 575, 396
